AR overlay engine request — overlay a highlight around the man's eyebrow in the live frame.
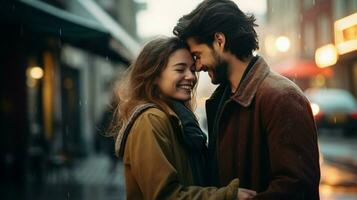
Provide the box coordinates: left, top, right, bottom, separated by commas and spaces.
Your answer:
191, 51, 200, 55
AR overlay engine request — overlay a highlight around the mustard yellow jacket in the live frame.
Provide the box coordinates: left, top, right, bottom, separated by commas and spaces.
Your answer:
123, 107, 239, 200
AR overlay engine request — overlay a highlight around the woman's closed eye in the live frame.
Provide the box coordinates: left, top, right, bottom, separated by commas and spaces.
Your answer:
175, 68, 185, 72
173, 63, 188, 72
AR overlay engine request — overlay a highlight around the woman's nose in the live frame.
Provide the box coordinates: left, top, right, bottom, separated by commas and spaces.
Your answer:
185, 70, 197, 81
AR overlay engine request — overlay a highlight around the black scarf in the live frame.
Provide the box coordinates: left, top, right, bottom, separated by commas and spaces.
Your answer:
169, 100, 208, 186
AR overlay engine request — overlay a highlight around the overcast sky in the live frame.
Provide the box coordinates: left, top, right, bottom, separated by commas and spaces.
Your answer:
136, 0, 267, 38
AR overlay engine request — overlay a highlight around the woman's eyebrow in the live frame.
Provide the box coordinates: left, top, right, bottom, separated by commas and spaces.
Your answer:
173, 62, 188, 67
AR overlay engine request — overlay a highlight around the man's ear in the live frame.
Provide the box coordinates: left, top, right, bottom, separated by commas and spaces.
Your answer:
214, 32, 226, 51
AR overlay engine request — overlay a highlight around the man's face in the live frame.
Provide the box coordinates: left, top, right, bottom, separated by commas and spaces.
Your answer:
186, 37, 229, 85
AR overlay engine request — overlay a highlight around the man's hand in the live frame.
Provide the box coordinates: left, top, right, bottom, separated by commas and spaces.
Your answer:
237, 188, 257, 199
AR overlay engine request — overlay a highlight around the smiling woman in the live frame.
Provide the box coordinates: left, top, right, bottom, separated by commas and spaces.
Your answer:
157, 48, 197, 101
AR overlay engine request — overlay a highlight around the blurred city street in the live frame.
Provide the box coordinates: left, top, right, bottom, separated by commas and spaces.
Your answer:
1, 0, 356, 199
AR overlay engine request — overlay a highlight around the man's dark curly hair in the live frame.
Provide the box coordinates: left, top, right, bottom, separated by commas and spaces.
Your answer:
173, 0, 259, 61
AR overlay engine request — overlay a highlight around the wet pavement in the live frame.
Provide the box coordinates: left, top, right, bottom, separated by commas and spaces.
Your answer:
1, 135, 356, 200
319, 134, 357, 200
1, 154, 126, 200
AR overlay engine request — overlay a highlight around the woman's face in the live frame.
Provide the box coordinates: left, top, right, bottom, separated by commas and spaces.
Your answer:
156, 48, 197, 102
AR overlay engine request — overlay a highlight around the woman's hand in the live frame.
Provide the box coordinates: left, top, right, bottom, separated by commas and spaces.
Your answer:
237, 188, 257, 199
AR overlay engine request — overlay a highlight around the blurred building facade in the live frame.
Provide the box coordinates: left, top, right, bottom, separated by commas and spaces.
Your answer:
261, 0, 357, 94
0, 0, 140, 186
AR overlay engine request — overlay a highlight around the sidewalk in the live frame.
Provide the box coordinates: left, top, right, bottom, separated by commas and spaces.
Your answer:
1, 154, 126, 200
318, 135, 357, 171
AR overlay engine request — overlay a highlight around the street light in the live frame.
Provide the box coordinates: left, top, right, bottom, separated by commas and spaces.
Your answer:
315, 44, 338, 68
29, 66, 44, 79
275, 36, 290, 52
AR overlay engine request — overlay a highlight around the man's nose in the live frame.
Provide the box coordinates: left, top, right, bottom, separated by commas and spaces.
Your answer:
195, 60, 203, 72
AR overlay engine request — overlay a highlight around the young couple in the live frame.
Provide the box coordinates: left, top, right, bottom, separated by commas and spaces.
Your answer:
111, 0, 320, 199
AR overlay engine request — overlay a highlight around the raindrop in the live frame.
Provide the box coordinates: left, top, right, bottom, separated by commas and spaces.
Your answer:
67, 192, 70, 200
59, 28, 62, 37
79, 100, 82, 106
106, 56, 109, 61
312, 0, 315, 6
334, 117, 336, 123
298, 34, 301, 39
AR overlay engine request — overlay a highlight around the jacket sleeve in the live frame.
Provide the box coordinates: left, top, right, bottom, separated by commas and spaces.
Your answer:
257, 90, 320, 199
125, 111, 239, 200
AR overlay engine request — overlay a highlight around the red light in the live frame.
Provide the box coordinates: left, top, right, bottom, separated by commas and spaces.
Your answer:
350, 110, 357, 119
315, 111, 324, 121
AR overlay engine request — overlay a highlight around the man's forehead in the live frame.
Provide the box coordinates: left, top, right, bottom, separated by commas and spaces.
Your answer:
186, 38, 208, 52
186, 37, 199, 46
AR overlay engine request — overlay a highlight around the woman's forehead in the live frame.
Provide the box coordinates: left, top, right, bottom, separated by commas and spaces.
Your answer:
168, 49, 194, 64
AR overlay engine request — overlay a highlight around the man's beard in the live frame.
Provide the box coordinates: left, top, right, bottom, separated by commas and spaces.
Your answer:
211, 51, 229, 85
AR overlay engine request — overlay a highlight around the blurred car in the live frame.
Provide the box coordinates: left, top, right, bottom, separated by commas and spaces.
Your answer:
305, 88, 357, 136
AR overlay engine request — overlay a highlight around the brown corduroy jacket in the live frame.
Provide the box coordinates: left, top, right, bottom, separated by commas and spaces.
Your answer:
123, 107, 240, 200
206, 57, 320, 199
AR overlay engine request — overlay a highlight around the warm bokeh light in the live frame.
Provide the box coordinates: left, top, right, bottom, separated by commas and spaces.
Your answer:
26, 78, 36, 88
334, 12, 357, 55
29, 66, 44, 79
315, 44, 338, 68
264, 35, 277, 57
320, 184, 334, 196
275, 36, 290, 52
311, 103, 320, 116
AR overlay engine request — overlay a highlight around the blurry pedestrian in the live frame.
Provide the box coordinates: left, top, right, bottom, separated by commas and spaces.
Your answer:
109, 37, 256, 199
174, 0, 320, 199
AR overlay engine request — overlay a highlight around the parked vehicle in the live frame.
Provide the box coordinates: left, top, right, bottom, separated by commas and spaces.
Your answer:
305, 88, 357, 136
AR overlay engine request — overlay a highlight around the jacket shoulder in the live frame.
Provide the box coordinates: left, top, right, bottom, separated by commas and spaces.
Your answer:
130, 107, 175, 138
134, 107, 171, 126
259, 71, 305, 98
141, 107, 168, 118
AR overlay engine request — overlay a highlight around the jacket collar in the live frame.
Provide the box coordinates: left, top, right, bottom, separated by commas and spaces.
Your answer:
207, 83, 228, 102
231, 56, 270, 107
207, 57, 270, 107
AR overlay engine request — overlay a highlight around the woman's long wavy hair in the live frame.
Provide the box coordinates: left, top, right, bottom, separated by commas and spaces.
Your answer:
108, 37, 197, 137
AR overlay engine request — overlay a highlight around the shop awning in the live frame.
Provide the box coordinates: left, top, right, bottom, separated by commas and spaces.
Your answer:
271, 59, 333, 78
0, 0, 140, 64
